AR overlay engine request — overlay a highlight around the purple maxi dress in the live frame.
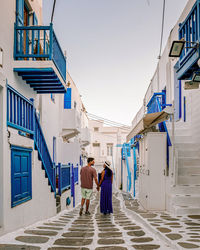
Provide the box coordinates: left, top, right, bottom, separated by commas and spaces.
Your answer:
100, 169, 113, 214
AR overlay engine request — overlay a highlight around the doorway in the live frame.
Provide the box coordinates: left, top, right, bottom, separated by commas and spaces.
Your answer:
0, 85, 4, 228
23, 4, 29, 57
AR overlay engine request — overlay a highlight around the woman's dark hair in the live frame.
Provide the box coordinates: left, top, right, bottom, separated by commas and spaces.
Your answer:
87, 157, 94, 164
105, 166, 112, 177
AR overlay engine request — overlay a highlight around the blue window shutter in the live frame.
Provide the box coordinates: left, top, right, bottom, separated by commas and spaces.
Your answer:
64, 88, 72, 109
33, 12, 38, 25
16, 0, 24, 26
11, 146, 32, 207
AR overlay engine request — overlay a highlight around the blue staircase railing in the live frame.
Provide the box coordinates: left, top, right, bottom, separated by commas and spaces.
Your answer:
57, 163, 71, 196
74, 164, 79, 184
7, 85, 57, 195
7, 84, 34, 135
147, 92, 172, 168
14, 23, 66, 82
34, 111, 56, 193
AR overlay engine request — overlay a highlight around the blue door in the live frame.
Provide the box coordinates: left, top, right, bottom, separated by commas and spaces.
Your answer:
11, 146, 32, 207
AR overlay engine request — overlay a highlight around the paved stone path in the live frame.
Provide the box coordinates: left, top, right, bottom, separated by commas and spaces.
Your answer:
0, 192, 177, 249
122, 192, 200, 249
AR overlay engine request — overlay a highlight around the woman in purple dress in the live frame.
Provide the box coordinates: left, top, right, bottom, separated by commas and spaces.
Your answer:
99, 160, 113, 214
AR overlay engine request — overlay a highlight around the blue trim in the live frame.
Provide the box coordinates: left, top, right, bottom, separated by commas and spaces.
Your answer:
14, 68, 66, 94
11, 145, 32, 208
7, 122, 34, 135
14, 24, 66, 82
7, 84, 34, 135
133, 147, 137, 198
123, 143, 132, 192
177, 0, 200, 80
34, 112, 56, 193
58, 163, 71, 195
184, 96, 186, 122
64, 88, 72, 109
179, 81, 182, 119
16, 0, 24, 26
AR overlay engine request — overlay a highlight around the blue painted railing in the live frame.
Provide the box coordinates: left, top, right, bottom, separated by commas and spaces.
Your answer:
74, 165, 79, 184
57, 163, 71, 196
34, 112, 56, 193
147, 92, 172, 168
179, 0, 199, 65
7, 85, 34, 135
14, 23, 66, 82
7, 85, 56, 194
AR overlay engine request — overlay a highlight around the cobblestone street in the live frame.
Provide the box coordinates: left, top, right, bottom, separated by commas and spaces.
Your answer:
1, 191, 200, 249
0, 192, 173, 250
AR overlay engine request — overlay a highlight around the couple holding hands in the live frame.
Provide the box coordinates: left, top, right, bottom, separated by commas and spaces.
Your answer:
79, 157, 113, 216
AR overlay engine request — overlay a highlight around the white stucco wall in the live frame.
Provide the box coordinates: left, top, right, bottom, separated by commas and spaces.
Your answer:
0, 127, 56, 236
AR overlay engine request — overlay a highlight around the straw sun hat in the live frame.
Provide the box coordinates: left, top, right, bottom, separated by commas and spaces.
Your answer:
104, 160, 112, 170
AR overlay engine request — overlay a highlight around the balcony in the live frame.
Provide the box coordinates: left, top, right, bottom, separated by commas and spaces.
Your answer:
177, 1, 200, 80
13, 24, 66, 93
61, 109, 81, 141
80, 127, 91, 147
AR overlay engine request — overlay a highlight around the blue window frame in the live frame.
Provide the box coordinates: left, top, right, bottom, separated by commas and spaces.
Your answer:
11, 145, 32, 207
64, 88, 71, 109
16, 0, 24, 26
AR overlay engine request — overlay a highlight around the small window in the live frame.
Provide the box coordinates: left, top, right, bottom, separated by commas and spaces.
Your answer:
107, 143, 113, 156
11, 146, 32, 207
94, 127, 99, 132
74, 101, 77, 109
64, 88, 71, 109
93, 143, 100, 147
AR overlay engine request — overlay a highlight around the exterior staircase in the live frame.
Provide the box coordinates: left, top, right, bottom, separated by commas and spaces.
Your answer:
34, 111, 56, 194
170, 136, 200, 215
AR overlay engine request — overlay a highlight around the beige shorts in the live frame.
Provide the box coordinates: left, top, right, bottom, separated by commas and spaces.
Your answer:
81, 188, 93, 200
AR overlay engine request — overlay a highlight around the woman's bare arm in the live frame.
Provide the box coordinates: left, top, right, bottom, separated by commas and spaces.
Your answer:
99, 170, 105, 186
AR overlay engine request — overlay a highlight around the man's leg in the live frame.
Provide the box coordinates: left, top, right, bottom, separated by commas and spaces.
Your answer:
80, 189, 86, 216
81, 198, 86, 207
86, 199, 90, 212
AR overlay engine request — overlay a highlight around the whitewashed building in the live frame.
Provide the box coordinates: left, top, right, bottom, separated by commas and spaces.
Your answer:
125, 0, 200, 215
88, 119, 129, 189
0, 0, 90, 236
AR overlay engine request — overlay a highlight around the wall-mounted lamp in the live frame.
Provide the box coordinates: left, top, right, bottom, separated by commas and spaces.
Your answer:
169, 40, 199, 57
184, 81, 199, 90
0, 48, 3, 67
192, 71, 200, 82
67, 81, 71, 87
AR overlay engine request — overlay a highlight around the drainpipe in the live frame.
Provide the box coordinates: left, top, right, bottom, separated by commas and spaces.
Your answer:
51, 0, 57, 23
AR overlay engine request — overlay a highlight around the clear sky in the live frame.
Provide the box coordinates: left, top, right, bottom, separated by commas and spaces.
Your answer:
43, 0, 188, 126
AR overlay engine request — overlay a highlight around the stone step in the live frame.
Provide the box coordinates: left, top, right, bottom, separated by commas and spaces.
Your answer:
178, 150, 200, 158
175, 142, 200, 151
171, 194, 200, 207
171, 184, 200, 195
174, 135, 192, 143
178, 157, 200, 167
178, 166, 200, 175
178, 174, 200, 185
168, 128, 190, 136
173, 205, 200, 216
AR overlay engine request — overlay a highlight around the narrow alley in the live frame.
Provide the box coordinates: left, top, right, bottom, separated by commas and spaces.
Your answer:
0, 192, 171, 250
1, 191, 200, 250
